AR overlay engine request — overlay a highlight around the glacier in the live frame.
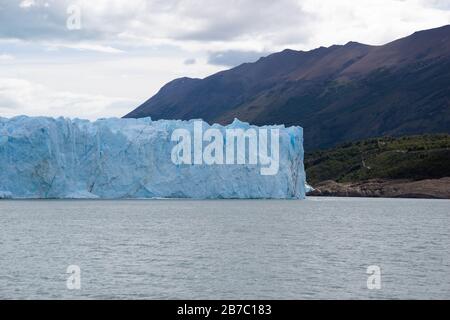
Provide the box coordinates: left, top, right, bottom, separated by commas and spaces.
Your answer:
0, 116, 306, 199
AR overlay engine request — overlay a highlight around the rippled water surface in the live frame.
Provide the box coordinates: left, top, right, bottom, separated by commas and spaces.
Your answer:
0, 197, 449, 299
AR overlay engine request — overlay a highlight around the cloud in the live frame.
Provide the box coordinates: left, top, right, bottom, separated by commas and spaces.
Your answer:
207, 50, 270, 67
19, 0, 37, 9
0, 1, 82, 41
48, 43, 124, 53
183, 58, 196, 65
423, 0, 450, 10
0, 54, 15, 61
1, 0, 449, 52
0, 78, 136, 120
299, 0, 450, 47
0, 0, 309, 48
172, 0, 309, 43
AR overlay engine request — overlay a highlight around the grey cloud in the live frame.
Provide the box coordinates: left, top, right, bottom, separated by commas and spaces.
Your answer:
0, 0, 96, 41
0, 0, 311, 47
423, 0, 450, 10
183, 58, 196, 65
0, 0, 146, 41
174, 0, 309, 43
207, 50, 270, 67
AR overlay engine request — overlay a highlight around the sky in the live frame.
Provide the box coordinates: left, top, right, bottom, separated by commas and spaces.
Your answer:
0, 0, 449, 120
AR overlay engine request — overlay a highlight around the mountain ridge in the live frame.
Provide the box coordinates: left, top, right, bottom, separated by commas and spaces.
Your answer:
125, 25, 450, 150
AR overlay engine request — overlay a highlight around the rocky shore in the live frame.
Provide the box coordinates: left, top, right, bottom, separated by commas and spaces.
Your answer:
307, 177, 450, 199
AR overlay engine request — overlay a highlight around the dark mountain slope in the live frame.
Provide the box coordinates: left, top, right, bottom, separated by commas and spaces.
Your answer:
125, 25, 450, 150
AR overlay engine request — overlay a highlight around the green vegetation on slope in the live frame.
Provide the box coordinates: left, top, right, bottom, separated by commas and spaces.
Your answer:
305, 134, 450, 185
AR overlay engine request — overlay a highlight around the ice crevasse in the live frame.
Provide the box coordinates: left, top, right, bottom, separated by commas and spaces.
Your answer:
0, 116, 306, 199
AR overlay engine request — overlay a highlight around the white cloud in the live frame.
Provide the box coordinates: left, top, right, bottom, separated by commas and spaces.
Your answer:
0, 54, 15, 61
19, 0, 37, 9
48, 43, 124, 53
299, 0, 450, 48
0, 78, 136, 120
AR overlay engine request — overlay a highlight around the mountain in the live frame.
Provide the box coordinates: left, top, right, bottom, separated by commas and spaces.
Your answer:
124, 25, 450, 150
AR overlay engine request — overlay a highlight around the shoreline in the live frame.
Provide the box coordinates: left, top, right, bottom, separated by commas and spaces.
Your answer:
307, 177, 450, 199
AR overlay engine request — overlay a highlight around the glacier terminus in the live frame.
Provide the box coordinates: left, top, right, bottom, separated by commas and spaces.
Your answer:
0, 116, 306, 199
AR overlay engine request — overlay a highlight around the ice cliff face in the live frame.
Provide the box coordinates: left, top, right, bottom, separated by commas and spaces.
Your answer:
0, 116, 305, 199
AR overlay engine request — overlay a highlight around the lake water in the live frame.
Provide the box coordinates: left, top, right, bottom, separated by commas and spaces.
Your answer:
0, 197, 449, 299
